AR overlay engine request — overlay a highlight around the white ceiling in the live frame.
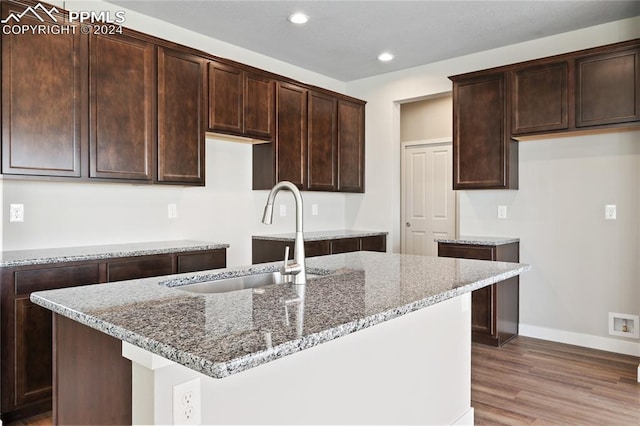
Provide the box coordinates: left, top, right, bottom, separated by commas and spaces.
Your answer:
107, 0, 640, 81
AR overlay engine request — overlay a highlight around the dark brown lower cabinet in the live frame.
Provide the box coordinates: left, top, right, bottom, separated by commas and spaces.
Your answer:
0, 248, 226, 422
252, 234, 386, 264
438, 241, 519, 346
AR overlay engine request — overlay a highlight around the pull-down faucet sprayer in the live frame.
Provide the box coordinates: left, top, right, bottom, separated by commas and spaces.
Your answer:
262, 181, 307, 285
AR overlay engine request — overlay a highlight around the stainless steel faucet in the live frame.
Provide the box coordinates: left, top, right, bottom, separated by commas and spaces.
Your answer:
262, 181, 307, 285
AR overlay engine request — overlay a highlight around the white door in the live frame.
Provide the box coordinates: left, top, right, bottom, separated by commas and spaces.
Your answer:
401, 141, 456, 256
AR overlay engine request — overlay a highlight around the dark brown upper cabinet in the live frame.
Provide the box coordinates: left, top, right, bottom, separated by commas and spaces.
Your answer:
1, 1, 83, 177
451, 72, 518, 190
576, 47, 640, 128
252, 82, 308, 190
1, 0, 364, 190
337, 100, 366, 192
157, 46, 206, 185
208, 62, 275, 141
252, 85, 366, 193
307, 91, 338, 191
451, 38, 639, 190
511, 62, 569, 135
89, 32, 155, 181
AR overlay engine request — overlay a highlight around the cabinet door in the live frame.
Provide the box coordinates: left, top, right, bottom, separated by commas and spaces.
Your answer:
276, 82, 307, 188
453, 73, 516, 189
14, 297, 53, 407
157, 47, 206, 184
511, 62, 568, 135
208, 62, 243, 134
90, 33, 154, 180
576, 48, 640, 127
1, 2, 83, 177
244, 72, 275, 140
1, 264, 101, 414
337, 100, 365, 193
307, 91, 337, 191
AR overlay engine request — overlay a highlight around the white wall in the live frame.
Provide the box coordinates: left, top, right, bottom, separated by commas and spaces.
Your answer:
1, 0, 348, 266
345, 17, 640, 354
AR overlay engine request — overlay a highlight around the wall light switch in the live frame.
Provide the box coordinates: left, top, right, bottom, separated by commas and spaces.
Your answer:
497, 205, 507, 219
312, 204, 318, 216
9, 204, 24, 222
279, 204, 286, 217
605, 205, 616, 220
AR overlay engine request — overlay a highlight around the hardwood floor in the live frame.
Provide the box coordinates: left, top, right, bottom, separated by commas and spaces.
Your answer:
8, 336, 639, 425
5, 411, 51, 426
473, 336, 640, 425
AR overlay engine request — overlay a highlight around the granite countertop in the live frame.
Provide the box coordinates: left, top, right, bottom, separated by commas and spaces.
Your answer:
31, 251, 529, 379
253, 230, 388, 242
435, 236, 520, 246
0, 240, 230, 268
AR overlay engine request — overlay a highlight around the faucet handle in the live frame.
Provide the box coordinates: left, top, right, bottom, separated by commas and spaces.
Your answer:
283, 246, 290, 266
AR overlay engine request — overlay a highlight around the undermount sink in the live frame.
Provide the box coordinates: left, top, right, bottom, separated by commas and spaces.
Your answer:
173, 271, 321, 294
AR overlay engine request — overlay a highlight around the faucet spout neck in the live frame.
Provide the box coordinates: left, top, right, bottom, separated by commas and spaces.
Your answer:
262, 181, 306, 285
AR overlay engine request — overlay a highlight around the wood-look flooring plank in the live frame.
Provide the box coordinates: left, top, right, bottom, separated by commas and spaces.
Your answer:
473, 336, 640, 426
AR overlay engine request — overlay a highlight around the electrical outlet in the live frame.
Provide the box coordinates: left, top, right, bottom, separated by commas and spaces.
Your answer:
279, 204, 286, 217
605, 204, 616, 220
168, 203, 178, 219
497, 205, 507, 219
312, 204, 318, 216
9, 204, 24, 222
173, 378, 201, 425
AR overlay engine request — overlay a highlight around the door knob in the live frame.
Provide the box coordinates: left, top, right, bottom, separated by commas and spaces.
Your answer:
406, 222, 411, 227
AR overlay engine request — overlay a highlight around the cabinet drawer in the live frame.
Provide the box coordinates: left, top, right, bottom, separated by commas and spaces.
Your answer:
106, 255, 174, 282
437, 244, 495, 261
360, 235, 386, 252
14, 264, 101, 295
304, 240, 331, 257
331, 238, 360, 254
177, 250, 226, 273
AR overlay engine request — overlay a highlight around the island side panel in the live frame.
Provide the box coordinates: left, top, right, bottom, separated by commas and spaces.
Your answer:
131, 293, 473, 425
53, 314, 132, 425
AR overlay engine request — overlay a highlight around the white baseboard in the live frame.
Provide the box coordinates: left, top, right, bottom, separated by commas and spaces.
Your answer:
452, 407, 474, 425
519, 323, 640, 357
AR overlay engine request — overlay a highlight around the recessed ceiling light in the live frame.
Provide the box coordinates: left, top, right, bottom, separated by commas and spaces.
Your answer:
378, 52, 394, 62
288, 12, 309, 24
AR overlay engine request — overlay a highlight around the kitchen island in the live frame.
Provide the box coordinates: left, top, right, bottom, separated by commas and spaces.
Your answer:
31, 251, 529, 425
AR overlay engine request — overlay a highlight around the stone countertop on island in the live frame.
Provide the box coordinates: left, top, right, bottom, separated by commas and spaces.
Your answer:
435, 236, 520, 246
252, 230, 388, 242
0, 240, 230, 268
31, 251, 529, 379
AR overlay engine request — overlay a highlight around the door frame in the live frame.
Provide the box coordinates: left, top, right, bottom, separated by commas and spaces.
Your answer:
400, 138, 459, 255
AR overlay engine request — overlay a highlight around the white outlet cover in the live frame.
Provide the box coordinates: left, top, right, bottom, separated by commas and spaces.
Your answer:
9, 204, 24, 222
497, 205, 507, 219
173, 378, 201, 425
605, 204, 617, 220
279, 204, 286, 217
168, 203, 178, 219
312, 204, 319, 216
